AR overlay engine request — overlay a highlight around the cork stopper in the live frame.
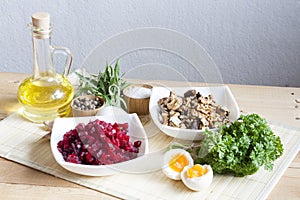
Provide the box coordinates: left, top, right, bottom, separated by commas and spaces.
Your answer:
31, 12, 50, 29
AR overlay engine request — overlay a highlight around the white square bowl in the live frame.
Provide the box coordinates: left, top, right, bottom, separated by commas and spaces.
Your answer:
50, 113, 149, 176
149, 86, 240, 140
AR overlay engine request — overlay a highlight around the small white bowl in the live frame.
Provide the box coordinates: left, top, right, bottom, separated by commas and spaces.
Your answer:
50, 114, 149, 176
149, 86, 240, 140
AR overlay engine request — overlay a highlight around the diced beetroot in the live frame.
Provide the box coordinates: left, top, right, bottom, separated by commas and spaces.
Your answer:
134, 140, 142, 148
117, 123, 129, 131
85, 152, 94, 164
67, 154, 81, 164
57, 119, 142, 165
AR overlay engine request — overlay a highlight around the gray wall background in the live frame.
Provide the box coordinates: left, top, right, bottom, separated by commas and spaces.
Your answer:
1, 0, 299, 87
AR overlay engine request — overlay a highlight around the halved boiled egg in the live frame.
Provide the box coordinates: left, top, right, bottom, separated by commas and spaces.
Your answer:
162, 149, 194, 180
181, 164, 213, 191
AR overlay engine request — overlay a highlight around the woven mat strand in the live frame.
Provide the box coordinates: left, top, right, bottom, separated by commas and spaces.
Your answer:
0, 112, 299, 200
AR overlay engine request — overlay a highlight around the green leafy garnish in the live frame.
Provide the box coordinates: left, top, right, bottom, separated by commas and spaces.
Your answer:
75, 61, 129, 107
170, 114, 284, 177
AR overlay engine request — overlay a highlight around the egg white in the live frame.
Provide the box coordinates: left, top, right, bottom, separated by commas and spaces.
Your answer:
162, 149, 194, 180
180, 164, 213, 191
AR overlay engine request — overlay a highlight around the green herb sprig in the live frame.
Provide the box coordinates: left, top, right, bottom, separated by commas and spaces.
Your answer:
75, 61, 129, 107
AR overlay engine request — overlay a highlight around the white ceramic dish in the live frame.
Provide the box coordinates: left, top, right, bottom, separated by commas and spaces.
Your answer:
149, 86, 240, 140
50, 114, 149, 176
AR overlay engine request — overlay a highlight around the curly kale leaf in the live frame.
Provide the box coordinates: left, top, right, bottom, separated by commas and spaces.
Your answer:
170, 114, 284, 177
198, 114, 283, 176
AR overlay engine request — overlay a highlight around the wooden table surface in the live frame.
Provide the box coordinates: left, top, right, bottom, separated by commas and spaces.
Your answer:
0, 72, 299, 199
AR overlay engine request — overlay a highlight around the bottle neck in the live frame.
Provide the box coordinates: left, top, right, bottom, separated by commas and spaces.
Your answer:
31, 25, 56, 79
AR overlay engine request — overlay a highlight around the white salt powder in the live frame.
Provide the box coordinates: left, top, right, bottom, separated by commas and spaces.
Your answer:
124, 86, 152, 99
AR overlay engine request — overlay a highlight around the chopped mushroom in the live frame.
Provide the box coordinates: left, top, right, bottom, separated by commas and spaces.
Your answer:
157, 90, 230, 130
169, 112, 182, 127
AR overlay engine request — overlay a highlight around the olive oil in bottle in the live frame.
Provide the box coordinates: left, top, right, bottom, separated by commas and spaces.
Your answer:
17, 12, 74, 123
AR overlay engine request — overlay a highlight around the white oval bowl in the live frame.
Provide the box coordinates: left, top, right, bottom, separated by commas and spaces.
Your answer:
149, 86, 240, 140
50, 114, 149, 176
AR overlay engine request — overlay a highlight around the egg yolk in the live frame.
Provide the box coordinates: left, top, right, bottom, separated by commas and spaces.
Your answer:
187, 164, 208, 178
169, 154, 189, 172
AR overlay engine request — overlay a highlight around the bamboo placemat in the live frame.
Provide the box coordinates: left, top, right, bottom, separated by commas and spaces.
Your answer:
0, 112, 299, 200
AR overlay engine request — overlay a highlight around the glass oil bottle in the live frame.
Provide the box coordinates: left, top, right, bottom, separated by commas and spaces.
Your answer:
17, 12, 74, 123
